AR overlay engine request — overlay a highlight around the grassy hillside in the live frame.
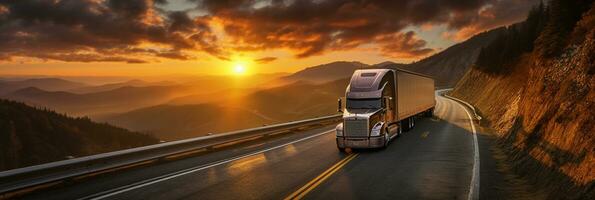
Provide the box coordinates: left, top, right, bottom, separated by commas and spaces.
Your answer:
451, 1, 594, 198
0, 99, 158, 171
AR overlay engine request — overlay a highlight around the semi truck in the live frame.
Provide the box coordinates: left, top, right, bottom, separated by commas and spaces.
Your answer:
335, 68, 435, 151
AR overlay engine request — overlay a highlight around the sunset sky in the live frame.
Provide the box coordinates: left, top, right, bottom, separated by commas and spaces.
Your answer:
0, 0, 539, 76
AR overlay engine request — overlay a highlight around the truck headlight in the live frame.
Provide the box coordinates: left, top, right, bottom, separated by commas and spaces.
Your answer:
370, 122, 384, 136
336, 123, 343, 136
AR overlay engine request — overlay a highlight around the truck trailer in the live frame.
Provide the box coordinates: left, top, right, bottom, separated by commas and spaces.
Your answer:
336, 68, 435, 151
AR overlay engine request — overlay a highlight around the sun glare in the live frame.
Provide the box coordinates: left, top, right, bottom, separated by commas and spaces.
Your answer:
233, 63, 247, 75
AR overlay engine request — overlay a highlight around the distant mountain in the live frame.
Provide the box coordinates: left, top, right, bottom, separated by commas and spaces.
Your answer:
244, 78, 349, 121
4, 85, 193, 115
101, 78, 349, 140
373, 61, 407, 68
0, 78, 88, 94
68, 79, 176, 94
101, 104, 276, 140
167, 87, 258, 105
0, 99, 157, 171
282, 61, 369, 83
284, 28, 506, 87
400, 28, 506, 86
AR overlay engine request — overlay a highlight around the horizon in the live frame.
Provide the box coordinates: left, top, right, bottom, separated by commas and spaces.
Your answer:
1, 1, 592, 199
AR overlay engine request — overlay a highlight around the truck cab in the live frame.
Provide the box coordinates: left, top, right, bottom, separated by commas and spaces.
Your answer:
336, 69, 435, 151
336, 69, 399, 151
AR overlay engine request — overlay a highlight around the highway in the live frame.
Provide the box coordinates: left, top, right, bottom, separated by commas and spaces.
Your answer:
20, 94, 479, 200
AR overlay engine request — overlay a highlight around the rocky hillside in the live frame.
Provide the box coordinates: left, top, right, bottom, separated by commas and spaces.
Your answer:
451, 1, 594, 199
0, 99, 158, 171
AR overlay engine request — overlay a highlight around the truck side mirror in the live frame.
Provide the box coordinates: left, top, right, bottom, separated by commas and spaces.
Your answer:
337, 98, 343, 113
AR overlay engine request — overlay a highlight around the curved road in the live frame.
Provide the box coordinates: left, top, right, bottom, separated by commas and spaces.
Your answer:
24, 94, 478, 200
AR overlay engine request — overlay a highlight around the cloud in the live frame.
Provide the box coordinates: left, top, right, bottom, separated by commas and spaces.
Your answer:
254, 56, 277, 64
0, 0, 223, 63
0, 0, 539, 63
376, 31, 434, 59
445, 0, 540, 41
199, 0, 539, 58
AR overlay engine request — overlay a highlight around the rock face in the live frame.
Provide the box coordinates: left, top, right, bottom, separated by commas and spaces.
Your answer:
452, 2, 595, 199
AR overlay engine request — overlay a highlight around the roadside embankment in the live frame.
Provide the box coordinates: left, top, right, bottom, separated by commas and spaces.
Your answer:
451, 2, 595, 199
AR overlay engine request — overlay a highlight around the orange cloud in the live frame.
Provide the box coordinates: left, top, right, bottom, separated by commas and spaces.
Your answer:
0, 0, 540, 63
254, 57, 277, 64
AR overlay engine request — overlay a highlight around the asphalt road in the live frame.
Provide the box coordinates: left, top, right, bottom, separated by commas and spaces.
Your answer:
23, 94, 478, 200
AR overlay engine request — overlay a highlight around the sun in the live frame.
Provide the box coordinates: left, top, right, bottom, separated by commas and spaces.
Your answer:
232, 63, 247, 75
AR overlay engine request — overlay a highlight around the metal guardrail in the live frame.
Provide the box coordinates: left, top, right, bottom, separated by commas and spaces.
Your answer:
0, 114, 342, 195
444, 93, 482, 121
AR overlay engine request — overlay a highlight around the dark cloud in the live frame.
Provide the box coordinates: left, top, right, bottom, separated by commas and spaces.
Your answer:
254, 56, 277, 64
201, 0, 539, 58
0, 0, 223, 63
445, 0, 540, 40
0, 0, 539, 63
377, 31, 434, 58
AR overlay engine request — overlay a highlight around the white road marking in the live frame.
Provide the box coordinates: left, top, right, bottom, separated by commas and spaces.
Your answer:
450, 98, 480, 200
82, 129, 335, 200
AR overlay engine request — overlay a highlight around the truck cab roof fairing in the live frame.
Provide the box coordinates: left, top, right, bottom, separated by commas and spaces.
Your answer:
346, 69, 392, 99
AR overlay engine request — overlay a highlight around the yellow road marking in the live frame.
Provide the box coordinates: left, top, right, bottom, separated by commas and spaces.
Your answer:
284, 153, 358, 200
421, 131, 430, 138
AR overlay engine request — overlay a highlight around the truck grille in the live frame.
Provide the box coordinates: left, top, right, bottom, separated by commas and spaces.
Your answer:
344, 119, 368, 137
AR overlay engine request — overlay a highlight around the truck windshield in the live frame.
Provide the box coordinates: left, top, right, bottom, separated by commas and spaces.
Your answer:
346, 98, 382, 109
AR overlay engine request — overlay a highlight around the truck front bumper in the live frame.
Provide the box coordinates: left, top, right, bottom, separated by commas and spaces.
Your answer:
336, 136, 385, 149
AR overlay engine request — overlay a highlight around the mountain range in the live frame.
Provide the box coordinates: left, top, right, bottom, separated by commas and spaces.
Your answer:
4, 85, 194, 116
279, 27, 505, 87
0, 78, 88, 95
100, 78, 349, 140
1, 23, 511, 141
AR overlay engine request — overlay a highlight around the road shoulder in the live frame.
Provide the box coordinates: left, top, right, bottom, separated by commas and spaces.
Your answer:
476, 125, 548, 200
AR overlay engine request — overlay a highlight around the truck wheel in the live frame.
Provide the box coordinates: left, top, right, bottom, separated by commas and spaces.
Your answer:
425, 108, 434, 117
383, 133, 390, 148
399, 119, 409, 132
402, 119, 410, 132
397, 125, 403, 137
